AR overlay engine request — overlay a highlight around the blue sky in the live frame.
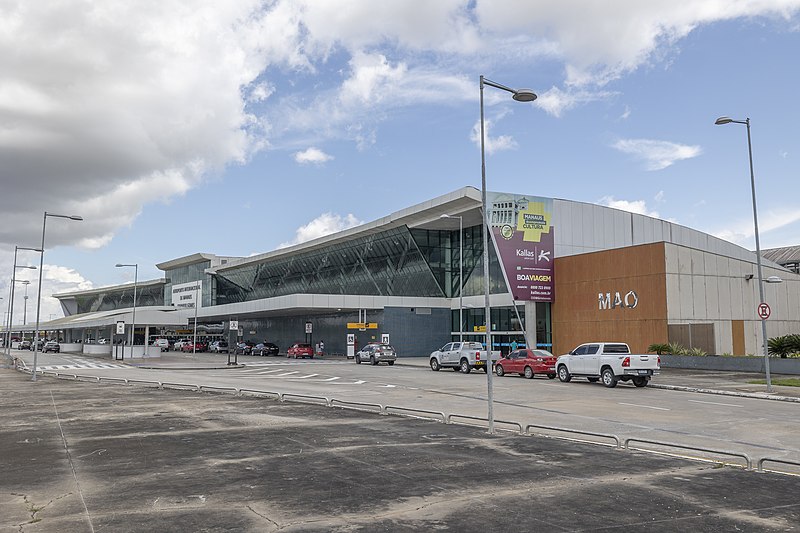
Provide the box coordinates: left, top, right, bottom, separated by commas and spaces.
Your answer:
2, 1, 800, 322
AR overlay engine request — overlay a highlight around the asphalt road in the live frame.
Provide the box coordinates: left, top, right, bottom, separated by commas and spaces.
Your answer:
10, 350, 800, 469
2, 368, 799, 532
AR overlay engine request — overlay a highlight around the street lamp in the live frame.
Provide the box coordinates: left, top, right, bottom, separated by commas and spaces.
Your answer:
480, 76, 536, 433
21, 280, 30, 324
32, 212, 82, 381
5, 246, 40, 360
440, 214, 464, 342
714, 116, 773, 392
115, 263, 138, 349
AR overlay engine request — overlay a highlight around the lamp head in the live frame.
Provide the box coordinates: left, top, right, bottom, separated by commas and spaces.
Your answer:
715, 116, 733, 125
766, 275, 784, 284
513, 89, 537, 102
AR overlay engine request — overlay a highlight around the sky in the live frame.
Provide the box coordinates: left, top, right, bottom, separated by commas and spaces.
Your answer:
2, 0, 800, 324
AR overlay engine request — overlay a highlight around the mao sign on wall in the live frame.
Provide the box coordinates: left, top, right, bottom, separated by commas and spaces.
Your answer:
598, 291, 639, 310
487, 192, 554, 302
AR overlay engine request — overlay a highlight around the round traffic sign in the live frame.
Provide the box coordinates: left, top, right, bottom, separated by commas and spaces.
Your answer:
757, 302, 771, 320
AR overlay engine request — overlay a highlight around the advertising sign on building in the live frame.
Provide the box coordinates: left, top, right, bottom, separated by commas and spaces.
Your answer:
486, 192, 554, 302
172, 280, 203, 309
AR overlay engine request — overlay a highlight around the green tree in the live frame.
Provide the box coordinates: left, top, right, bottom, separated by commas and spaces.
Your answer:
768, 335, 794, 359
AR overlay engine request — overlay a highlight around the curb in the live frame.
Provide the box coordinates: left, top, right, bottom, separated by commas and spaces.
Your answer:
649, 383, 800, 403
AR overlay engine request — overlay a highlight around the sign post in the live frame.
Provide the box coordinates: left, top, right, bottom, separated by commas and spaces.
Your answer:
757, 303, 771, 320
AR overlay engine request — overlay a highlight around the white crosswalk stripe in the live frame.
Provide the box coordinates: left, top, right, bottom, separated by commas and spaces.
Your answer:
38, 363, 128, 370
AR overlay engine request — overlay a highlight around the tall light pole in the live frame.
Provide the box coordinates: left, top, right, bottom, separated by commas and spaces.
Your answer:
480, 76, 536, 433
32, 212, 82, 381
5, 246, 40, 360
22, 280, 30, 324
715, 116, 772, 393
115, 263, 138, 348
192, 282, 200, 354
440, 214, 464, 342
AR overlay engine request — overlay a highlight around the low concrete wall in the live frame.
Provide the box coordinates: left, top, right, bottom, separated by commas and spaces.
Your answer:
60, 343, 83, 353
83, 344, 112, 356
661, 354, 800, 375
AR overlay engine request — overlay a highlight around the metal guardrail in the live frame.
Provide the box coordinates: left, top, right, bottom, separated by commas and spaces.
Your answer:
757, 456, 800, 474
384, 406, 446, 423
446, 413, 523, 435
525, 423, 622, 448
623, 437, 752, 470
329, 398, 385, 414
24, 368, 800, 475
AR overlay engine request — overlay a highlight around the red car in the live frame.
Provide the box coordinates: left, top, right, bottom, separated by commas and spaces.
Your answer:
495, 349, 557, 379
287, 343, 314, 359
181, 341, 207, 353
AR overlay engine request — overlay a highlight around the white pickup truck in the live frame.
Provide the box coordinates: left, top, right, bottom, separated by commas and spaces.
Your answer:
555, 342, 659, 388
429, 341, 501, 374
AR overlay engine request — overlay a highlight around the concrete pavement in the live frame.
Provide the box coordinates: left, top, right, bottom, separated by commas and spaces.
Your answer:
2, 367, 799, 532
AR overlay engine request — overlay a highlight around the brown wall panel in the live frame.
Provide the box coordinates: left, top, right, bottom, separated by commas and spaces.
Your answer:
732, 320, 745, 355
552, 242, 668, 355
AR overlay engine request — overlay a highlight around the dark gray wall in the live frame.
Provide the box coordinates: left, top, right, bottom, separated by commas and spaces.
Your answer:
384, 307, 451, 358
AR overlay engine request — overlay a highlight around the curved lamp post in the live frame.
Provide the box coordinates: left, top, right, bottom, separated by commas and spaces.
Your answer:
480, 76, 536, 433
115, 263, 138, 349
440, 214, 464, 343
22, 280, 30, 324
714, 116, 772, 393
32, 212, 82, 381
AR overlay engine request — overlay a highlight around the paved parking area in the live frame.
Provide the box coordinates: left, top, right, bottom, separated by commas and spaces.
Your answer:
2, 369, 799, 532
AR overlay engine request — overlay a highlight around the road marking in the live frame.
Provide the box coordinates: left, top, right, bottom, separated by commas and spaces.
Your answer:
688, 399, 742, 408
319, 377, 340, 381
275, 371, 299, 377
618, 402, 670, 411
291, 374, 319, 379
378, 384, 396, 388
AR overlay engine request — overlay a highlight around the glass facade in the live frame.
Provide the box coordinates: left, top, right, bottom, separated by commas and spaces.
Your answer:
71, 284, 164, 314
164, 261, 213, 307
214, 224, 508, 304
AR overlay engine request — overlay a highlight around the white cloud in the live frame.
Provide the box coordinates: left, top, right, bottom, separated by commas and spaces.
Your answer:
654, 190, 665, 203
294, 147, 334, 165
598, 196, 660, 218
713, 208, 800, 247
470, 113, 518, 155
278, 213, 363, 248
535, 86, 615, 117
612, 138, 702, 170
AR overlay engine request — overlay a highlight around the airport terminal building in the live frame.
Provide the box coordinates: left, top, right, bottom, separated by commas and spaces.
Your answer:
30, 186, 800, 358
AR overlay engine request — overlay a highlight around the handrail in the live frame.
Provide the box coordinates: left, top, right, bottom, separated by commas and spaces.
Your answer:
446, 413, 523, 435
238, 388, 281, 400
385, 406, 446, 423
160, 382, 200, 392
330, 398, 385, 414
199, 385, 240, 395
525, 423, 622, 448
757, 456, 800, 473
624, 437, 752, 470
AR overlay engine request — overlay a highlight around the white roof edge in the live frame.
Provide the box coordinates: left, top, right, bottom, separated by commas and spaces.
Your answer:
54, 278, 167, 299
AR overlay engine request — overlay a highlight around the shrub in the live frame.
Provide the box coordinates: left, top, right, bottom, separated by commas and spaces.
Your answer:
687, 347, 707, 356
647, 343, 670, 355
768, 335, 796, 359
667, 342, 687, 355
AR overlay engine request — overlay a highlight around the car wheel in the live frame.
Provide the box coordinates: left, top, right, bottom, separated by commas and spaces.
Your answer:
388, 361, 394, 366
547, 373, 556, 379
452, 366, 460, 371
557, 365, 571, 382
587, 377, 599, 383
601, 367, 618, 388
524, 366, 534, 379
429, 358, 439, 371
632, 376, 649, 388
355, 355, 361, 364
370, 355, 377, 365
460, 359, 471, 374
495, 364, 505, 377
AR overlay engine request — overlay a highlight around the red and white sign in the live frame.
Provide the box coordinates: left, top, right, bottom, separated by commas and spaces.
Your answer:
757, 303, 771, 320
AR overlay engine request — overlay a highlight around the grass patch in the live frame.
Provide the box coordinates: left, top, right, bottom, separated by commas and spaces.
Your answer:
747, 378, 800, 387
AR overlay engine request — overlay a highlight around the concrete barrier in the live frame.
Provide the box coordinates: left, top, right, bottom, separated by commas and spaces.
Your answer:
660, 354, 800, 375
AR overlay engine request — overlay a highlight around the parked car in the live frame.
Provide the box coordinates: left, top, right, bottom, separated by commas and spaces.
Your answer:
152, 338, 170, 351
42, 341, 61, 353
287, 343, 314, 359
209, 340, 229, 353
429, 341, 501, 373
97, 338, 109, 345
173, 339, 190, 351
234, 341, 256, 355
181, 341, 207, 353
354, 343, 397, 365
556, 342, 660, 388
18, 340, 31, 350
253, 342, 279, 356
31, 339, 46, 351
495, 349, 557, 379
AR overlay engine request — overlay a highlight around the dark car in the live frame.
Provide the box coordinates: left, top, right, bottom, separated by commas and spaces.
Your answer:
254, 342, 279, 356
42, 341, 61, 353
495, 349, 557, 379
234, 341, 256, 355
354, 343, 397, 365
287, 343, 314, 359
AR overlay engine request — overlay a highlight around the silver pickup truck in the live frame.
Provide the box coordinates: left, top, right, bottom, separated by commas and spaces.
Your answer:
555, 342, 660, 388
429, 341, 501, 373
